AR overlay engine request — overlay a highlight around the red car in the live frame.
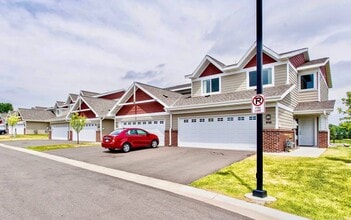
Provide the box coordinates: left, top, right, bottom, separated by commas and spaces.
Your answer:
101, 128, 159, 153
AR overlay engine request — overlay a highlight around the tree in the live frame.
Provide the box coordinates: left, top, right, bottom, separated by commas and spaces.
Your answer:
0, 103, 13, 113
69, 113, 86, 144
329, 124, 337, 143
7, 113, 20, 137
338, 91, 351, 139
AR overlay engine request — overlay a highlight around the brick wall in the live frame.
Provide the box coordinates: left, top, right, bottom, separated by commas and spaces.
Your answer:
68, 131, 72, 141
96, 131, 101, 142
263, 129, 295, 152
48, 131, 52, 139
318, 131, 328, 148
164, 130, 178, 146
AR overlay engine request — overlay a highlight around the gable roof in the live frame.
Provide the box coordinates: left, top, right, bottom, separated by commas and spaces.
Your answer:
68, 96, 117, 119
109, 82, 183, 116
18, 108, 56, 122
168, 84, 295, 111
65, 93, 78, 105
80, 90, 100, 97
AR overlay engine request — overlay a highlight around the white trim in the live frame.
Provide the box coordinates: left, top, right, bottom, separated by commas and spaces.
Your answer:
115, 112, 169, 119
277, 103, 294, 112
286, 63, 289, 84
119, 99, 156, 106
275, 105, 279, 129
314, 117, 318, 146
318, 72, 321, 101
169, 113, 173, 146
179, 112, 256, 120
246, 65, 275, 89
296, 59, 329, 71
192, 73, 225, 82
287, 61, 298, 74
201, 76, 221, 96
298, 72, 317, 92
71, 109, 91, 113
94, 89, 125, 98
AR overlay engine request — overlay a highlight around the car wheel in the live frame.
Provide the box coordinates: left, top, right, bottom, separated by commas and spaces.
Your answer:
151, 140, 158, 148
122, 143, 131, 153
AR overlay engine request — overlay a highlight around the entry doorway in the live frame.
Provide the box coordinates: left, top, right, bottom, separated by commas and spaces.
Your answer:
298, 117, 315, 146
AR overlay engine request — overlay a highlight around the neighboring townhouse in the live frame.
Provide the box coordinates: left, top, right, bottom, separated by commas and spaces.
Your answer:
109, 43, 335, 152
9, 108, 55, 135
49, 89, 125, 142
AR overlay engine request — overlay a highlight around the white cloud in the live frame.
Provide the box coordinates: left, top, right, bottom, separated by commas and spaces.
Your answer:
0, 0, 349, 126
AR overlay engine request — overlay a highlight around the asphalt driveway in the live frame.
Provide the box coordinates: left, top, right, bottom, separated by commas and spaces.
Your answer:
1, 140, 254, 184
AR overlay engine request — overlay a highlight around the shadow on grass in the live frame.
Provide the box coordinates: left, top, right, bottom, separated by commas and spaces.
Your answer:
217, 170, 253, 191
325, 157, 351, 164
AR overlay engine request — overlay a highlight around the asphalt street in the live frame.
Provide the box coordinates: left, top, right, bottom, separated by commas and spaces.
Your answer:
0, 146, 251, 220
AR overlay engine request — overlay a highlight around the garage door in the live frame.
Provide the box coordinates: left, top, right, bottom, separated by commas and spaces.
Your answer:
73, 123, 97, 142
178, 115, 256, 150
9, 122, 25, 135
51, 124, 69, 140
119, 120, 165, 146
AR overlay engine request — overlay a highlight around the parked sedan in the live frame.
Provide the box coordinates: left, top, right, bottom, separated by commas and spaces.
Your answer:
101, 128, 159, 153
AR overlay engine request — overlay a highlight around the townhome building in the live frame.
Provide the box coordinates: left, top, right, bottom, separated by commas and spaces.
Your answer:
109, 44, 335, 152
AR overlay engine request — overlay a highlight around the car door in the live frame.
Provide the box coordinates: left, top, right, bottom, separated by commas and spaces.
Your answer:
136, 129, 149, 147
127, 129, 142, 147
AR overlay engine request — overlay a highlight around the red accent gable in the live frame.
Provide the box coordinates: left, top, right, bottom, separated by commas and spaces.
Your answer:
79, 111, 95, 118
126, 89, 153, 103
320, 66, 328, 85
99, 91, 125, 100
199, 63, 222, 77
289, 53, 306, 68
244, 53, 277, 69
81, 102, 89, 110
116, 102, 165, 116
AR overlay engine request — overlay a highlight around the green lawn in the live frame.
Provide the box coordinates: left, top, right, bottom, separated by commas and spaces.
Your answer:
27, 143, 99, 152
331, 139, 351, 144
0, 134, 48, 141
191, 146, 351, 220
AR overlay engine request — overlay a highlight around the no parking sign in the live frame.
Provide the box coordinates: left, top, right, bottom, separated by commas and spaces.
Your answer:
251, 94, 265, 114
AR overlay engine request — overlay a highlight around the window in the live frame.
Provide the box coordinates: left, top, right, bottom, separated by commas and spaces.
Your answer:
191, 119, 196, 123
217, 118, 223, 122
249, 68, 273, 87
136, 129, 147, 136
208, 118, 214, 122
148, 121, 152, 124
154, 121, 158, 124
199, 118, 205, 122
249, 116, 256, 120
160, 121, 164, 124
238, 117, 245, 121
184, 119, 189, 123
202, 77, 220, 94
300, 74, 315, 90
143, 121, 147, 125
137, 122, 141, 125
227, 117, 234, 121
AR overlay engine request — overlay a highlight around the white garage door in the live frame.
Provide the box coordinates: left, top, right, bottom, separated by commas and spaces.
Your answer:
73, 123, 97, 142
51, 124, 69, 140
178, 115, 256, 150
119, 120, 165, 146
9, 122, 25, 135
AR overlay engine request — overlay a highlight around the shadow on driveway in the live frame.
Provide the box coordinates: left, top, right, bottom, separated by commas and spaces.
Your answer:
2, 140, 254, 184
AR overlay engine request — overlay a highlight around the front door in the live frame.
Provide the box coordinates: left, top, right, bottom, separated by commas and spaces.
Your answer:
299, 117, 315, 146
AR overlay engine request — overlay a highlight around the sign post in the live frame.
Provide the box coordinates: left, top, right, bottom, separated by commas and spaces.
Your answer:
252, 0, 267, 198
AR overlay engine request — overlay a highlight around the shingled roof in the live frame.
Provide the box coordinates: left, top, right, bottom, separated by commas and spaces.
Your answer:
294, 100, 335, 114
18, 108, 56, 121
80, 96, 117, 117
170, 84, 294, 109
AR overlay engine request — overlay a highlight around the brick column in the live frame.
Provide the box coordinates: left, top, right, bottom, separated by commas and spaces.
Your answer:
263, 129, 295, 152
318, 131, 328, 148
164, 130, 178, 147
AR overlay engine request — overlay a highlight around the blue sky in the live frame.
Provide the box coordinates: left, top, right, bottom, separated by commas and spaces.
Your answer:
0, 0, 350, 124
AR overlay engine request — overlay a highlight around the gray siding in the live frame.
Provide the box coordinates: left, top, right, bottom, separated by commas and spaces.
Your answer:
221, 72, 247, 93
298, 90, 318, 102
102, 119, 114, 137
26, 122, 49, 134
275, 64, 287, 86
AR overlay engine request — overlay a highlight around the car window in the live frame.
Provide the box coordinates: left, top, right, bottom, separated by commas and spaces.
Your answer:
136, 129, 147, 136
127, 129, 137, 135
110, 129, 123, 135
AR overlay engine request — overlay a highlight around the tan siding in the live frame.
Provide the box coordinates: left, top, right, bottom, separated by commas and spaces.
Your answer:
289, 65, 298, 84
278, 108, 294, 129
222, 72, 247, 92
298, 90, 318, 102
26, 122, 49, 134
275, 64, 287, 86
192, 80, 201, 97
102, 119, 114, 137
263, 107, 276, 129
319, 73, 329, 101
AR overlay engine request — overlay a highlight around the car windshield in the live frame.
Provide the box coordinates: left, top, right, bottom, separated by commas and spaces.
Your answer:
109, 129, 123, 136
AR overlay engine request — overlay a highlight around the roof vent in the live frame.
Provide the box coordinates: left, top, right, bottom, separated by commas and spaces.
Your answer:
163, 94, 168, 98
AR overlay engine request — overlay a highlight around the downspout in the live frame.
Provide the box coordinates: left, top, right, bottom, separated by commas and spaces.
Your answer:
100, 117, 103, 142
169, 113, 173, 146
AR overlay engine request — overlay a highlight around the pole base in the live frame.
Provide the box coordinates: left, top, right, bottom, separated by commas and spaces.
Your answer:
252, 189, 267, 198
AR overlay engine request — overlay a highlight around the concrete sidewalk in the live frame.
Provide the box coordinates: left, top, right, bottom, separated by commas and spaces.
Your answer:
0, 143, 306, 220
266, 147, 326, 158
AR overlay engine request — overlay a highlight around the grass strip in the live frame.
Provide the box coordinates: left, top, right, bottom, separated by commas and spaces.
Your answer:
191, 146, 351, 219
27, 143, 98, 152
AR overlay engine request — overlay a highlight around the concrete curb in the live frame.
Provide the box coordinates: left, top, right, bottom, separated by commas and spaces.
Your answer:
0, 143, 307, 220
